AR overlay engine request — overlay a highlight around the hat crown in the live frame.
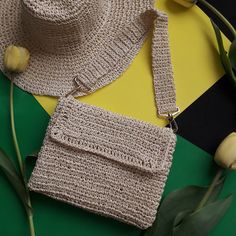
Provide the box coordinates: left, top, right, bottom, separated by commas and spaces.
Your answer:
22, 0, 107, 22
21, 0, 110, 52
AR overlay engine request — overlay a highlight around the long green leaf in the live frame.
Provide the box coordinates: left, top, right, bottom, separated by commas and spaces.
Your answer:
229, 38, 236, 71
173, 210, 192, 228
173, 195, 233, 236
0, 148, 30, 211
143, 179, 224, 236
211, 20, 236, 86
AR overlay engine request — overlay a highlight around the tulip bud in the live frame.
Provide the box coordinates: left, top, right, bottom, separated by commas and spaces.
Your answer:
4, 45, 30, 73
173, 0, 197, 8
214, 132, 236, 170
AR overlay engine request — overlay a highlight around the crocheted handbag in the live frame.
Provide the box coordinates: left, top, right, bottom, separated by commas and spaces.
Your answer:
28, 10, 179, 229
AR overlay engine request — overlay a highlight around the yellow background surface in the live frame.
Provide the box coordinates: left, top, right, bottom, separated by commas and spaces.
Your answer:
35, 0, 230, 127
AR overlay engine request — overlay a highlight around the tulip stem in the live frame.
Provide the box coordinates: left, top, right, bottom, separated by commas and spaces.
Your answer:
195, 168, 224, 211
198, 0, 236, 39
10, 80, 25, 178
10, 80, 36, 236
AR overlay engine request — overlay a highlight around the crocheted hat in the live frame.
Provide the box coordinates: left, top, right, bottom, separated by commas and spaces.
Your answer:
0, 0, 162, 96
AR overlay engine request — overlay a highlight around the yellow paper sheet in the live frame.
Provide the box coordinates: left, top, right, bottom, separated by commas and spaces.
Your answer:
35, 0, 230, 127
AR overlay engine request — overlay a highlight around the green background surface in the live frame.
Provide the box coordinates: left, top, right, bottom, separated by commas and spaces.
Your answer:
0, 73, 235, 236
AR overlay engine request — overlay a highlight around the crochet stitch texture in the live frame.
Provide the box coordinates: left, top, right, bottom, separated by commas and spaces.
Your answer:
1, 0, 180, 229
0, 0, 177, 115
0, 0, 154, 95
28, 96, 176, 229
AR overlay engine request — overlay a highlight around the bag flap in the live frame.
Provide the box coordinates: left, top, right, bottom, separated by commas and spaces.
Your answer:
49, 96, 176, 173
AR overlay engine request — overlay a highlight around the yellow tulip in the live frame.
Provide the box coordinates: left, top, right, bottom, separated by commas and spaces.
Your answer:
4, 45, 30, 73
173, 0, 197, 8
214, 132, 236, 170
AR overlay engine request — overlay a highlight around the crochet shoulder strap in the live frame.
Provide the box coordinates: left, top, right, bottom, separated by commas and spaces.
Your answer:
66, 10, 179, 122
152, 10, 179, 118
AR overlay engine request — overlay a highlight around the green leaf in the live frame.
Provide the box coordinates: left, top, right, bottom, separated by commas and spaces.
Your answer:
0, 148, 30, 211
229, 39, 236, 71
143, 178, 224, 236
173, 195, 233, 236
173, 210, 192, 228
211, 20, 236, 86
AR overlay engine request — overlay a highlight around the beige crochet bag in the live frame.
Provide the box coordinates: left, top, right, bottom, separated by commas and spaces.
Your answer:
28, 11, 179, 229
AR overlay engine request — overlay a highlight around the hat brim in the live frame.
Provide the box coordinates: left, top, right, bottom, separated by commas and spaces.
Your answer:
0, 0, 156, 97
